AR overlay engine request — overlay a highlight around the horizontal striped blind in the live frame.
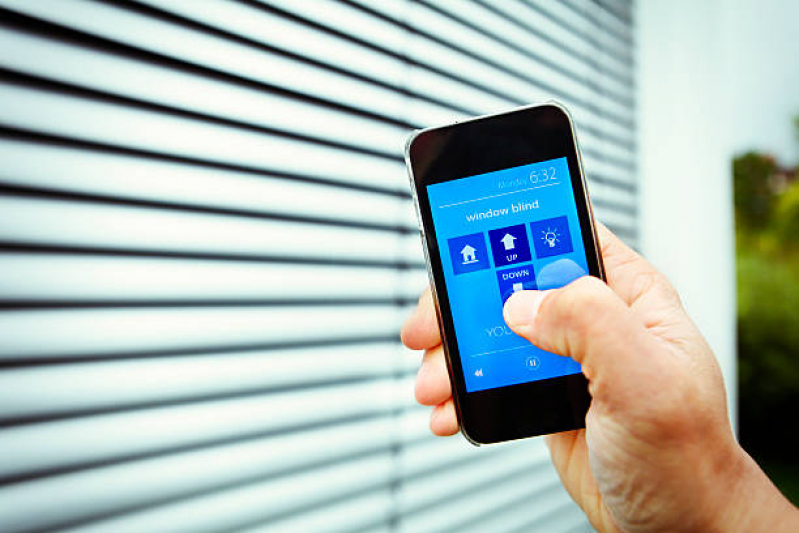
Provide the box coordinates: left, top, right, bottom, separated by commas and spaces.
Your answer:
0, 0, 636, 531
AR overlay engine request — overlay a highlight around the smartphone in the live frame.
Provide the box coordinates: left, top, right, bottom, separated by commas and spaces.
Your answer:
405, 103, 605, 445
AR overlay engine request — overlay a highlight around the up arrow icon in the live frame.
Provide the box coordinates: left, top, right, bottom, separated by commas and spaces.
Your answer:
500, 233, 517, 251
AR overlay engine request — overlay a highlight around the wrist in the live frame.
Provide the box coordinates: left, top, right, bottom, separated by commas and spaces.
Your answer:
709, 443, 799, 533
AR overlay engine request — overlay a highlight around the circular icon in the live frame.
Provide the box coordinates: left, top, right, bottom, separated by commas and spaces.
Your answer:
525, 356, 541, 370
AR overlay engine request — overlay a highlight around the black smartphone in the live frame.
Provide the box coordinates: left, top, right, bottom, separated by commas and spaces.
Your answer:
405, 103, 605, 445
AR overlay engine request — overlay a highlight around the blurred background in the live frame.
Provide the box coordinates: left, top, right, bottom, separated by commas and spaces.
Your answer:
0, 0, 795, 531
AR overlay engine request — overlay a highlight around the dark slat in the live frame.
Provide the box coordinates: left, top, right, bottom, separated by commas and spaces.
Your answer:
0, 333, 403, 368
0, 6, 422, 129
339, 0, 636, 135
3, 418, 408, 532
553, 0, 634, 46
0, 241, 426, 270
0, 183, 415, 234
0, 127, 410, 199
416, 0, 634, 109
491, 0, 635, 69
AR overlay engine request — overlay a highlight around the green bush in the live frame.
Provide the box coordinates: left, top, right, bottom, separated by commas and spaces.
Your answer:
735, 150, 799, 461
773, 180, 799, 246
733, 152, 778, 229
737, 241, 799, 457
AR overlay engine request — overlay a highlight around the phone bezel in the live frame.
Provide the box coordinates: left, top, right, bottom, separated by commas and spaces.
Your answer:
405, 102, 605, 445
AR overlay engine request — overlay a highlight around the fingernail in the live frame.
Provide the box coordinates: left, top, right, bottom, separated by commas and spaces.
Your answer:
503, 290, 546, 328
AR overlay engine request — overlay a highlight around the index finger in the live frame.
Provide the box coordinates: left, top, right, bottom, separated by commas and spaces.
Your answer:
401, 287, 442, 350
595, 222, 672, 306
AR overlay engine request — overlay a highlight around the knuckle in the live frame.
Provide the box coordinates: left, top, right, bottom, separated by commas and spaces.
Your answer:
633, 269, 681, 306
654, 273, 682, 305
539, 277, 616, 357
552, 277, 613, 330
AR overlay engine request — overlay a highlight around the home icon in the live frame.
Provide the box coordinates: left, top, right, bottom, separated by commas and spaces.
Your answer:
460, 244, 478, 264
447, 232, 489, 275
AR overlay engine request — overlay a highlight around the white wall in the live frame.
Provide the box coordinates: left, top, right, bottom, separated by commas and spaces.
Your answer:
719, 0, 799, 165
637, 0, 799, 430
637, 0, 738, 425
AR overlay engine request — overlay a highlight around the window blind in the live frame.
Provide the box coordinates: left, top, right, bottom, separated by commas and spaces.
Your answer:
0, 1, 636, 531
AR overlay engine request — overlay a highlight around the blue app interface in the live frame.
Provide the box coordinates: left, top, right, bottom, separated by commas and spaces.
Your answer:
427, 157, 589, 392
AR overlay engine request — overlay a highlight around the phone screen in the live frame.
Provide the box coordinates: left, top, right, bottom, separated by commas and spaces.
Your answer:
426, 156, 589, 393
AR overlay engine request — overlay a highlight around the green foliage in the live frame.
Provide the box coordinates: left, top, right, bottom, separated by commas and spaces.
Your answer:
760, 459, 799, 506
737, 239, 799, 456
737, 247, 799, 394
773, 180, 799, 246
734, 146, 799, 459
733, 152, 777, 228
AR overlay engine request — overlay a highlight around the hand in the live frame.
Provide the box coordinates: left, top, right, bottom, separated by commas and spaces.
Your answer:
401, 224, 798, 532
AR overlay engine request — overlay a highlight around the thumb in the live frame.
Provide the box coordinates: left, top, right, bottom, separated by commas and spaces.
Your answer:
503, 276, 659, 400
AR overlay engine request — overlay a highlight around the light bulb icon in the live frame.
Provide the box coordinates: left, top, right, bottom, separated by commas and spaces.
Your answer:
542, 227, 560, 248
